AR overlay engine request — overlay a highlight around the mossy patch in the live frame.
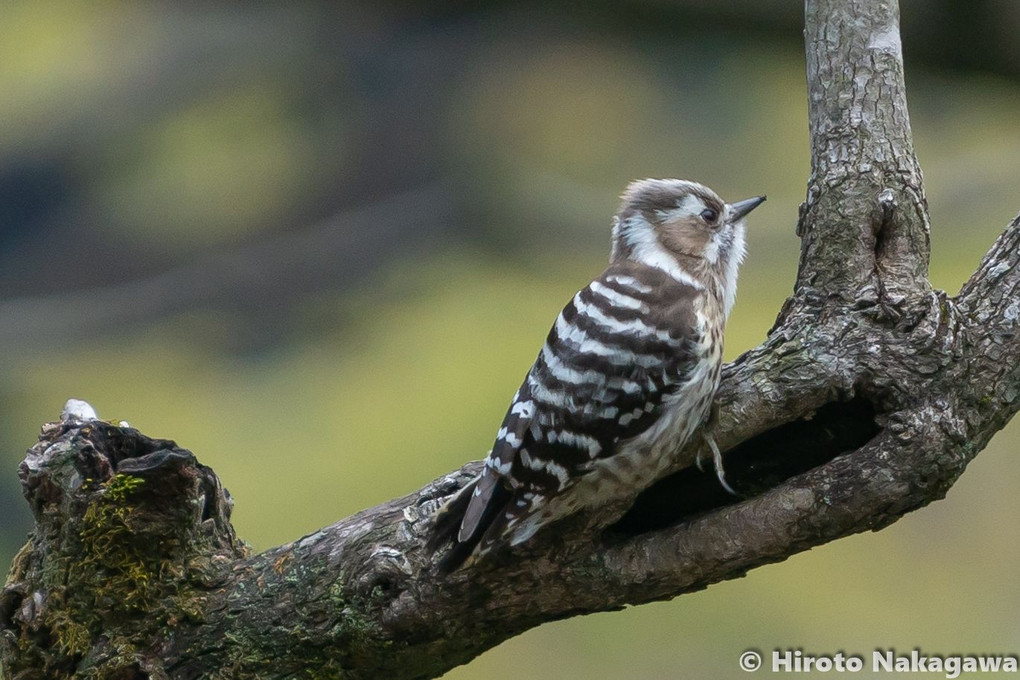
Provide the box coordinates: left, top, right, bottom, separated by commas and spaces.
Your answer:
78, 474, 159, 614
7, 473, 216, 678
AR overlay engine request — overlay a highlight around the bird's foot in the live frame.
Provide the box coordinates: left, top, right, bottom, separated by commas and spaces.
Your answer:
702, 431, 738, 496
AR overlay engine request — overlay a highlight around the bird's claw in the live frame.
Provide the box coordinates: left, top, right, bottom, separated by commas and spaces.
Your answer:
702, 431, 738, 496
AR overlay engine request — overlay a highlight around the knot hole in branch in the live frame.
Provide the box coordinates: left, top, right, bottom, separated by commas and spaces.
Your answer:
875, 187, 897, 265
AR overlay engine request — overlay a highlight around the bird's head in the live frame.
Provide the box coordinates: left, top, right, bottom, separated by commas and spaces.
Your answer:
610, 178, 765, 310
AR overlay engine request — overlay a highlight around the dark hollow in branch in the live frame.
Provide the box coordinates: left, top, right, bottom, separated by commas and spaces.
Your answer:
612, 397, 881, 534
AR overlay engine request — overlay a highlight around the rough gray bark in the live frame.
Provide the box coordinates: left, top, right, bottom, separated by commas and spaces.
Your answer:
4, 1, 1020, 678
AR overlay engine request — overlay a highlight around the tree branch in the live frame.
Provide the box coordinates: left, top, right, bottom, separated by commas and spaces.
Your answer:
4, 1, 1020, 679
955, 213, 1020, 437
798, 0, 930, 301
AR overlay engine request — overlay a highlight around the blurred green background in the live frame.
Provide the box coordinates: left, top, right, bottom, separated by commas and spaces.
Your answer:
2, 1, 1019, 678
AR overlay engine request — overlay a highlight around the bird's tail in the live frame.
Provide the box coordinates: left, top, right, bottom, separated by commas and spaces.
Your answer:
427, 475, 512, 574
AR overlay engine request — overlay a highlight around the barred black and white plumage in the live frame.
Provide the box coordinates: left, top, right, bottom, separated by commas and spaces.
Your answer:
430, 179, 765, 572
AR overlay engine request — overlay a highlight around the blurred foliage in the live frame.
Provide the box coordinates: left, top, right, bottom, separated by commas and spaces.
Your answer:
1, 2, 1019, 678
95, 84, 326, 249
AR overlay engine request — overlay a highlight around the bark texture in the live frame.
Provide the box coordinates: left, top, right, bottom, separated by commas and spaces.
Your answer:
4, 1, 1020, 678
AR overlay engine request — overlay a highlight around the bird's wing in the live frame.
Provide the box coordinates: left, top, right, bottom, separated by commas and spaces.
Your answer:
443, 262, 703, 567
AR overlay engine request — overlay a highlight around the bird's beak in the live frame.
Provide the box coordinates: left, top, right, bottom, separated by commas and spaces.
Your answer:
728, 195, 767, 221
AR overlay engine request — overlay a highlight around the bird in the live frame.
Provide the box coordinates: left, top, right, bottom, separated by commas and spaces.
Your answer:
429, 178, 765, 572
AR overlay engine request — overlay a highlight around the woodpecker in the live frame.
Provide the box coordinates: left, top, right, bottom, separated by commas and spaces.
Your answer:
430, 179, 765, 572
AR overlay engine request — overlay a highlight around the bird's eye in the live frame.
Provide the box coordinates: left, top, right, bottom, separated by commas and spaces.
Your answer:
700, 208, 719, 224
